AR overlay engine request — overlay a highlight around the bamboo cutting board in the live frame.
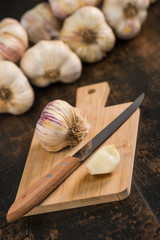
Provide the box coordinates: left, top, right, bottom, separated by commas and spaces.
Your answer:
16, 82, 140, 216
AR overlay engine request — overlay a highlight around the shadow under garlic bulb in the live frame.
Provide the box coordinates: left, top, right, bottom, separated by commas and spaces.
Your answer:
20, 2, 62, 43
60, 6, 115, 63
0, 18, 28, 62
0, 61, 34, 115
102, 0, 150, 40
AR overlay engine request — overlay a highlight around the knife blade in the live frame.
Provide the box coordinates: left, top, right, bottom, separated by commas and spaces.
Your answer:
7, 93, 144, 223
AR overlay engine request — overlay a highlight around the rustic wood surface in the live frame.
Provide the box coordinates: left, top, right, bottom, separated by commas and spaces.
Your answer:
0, 0, 160, 239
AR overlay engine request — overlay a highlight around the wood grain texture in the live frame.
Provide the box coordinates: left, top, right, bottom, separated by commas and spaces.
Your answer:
1, 1, 160, 239
14, 82, 140, 216
7, 156, 81, 222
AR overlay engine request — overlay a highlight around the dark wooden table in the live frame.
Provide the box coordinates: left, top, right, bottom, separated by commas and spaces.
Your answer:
0, 1, 160, 239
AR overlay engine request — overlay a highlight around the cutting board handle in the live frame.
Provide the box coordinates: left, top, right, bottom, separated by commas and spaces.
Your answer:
76, 82, 110, 112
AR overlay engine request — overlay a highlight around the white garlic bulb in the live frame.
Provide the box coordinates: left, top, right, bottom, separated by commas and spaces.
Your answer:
20, 2, 61, 43
87, 145, 120, 175
102, 0, 150, 40
60, 6, 115, 63
20, 40, 82, 87
49, 0, 101, 20
0, 61, 34, 115
0, 18, 28, 62
36, 100, 89, 152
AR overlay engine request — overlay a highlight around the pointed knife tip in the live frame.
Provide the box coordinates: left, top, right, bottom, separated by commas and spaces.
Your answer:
139, 92, 145, 103
142, 92, 145, 98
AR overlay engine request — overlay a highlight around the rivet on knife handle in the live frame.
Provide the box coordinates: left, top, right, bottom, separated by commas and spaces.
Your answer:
6, 156, 81, 223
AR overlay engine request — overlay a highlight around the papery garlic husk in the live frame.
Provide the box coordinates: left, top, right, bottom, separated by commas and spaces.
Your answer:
0, 61, 34, 115
0, 18, 28, 62
49, 0, 102, 20
60, 6, 115, 63
36, 100, 89, 152
20, 40, 82, 87
20, 2, 62, 43
102, 0, 150, 40
87, 145, 120, 175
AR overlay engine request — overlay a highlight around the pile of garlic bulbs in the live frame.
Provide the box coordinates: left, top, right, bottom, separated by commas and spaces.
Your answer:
0, 0, 156, 116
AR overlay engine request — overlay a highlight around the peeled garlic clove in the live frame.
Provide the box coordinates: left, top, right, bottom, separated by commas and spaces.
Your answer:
20, 2, 61, 44
0, 61, 34, 115
87, 145, 120, 175
49, 0, 101, 20
20, 40, 82, 87
60, 6, 115, 63
102, 0, 149, 40
36, 100, 89, 152
0, 18, 28, 62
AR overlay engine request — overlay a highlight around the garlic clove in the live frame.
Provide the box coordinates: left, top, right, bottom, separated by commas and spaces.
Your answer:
86, 145, 120, 175
102, 0, 149, 40
20, 2, 62, 43
60, 52, 83, 83
36, 100, 89, 152
60, 6, 115, 63
20, 40, 82, 87
0, 60, 34, 115
0, 18, 28, 62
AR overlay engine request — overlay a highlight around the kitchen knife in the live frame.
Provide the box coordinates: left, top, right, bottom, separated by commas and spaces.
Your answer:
7, 93, 144, 223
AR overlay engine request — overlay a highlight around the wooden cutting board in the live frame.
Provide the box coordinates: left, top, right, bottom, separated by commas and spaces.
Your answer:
16, 82, 140, 216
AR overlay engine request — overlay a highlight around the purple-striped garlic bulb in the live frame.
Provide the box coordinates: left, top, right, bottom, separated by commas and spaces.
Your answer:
20, 2, 61, 43
36, 100, 89, 152
0, 18, 28, 62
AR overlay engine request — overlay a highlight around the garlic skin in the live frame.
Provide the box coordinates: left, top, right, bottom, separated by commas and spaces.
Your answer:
36, 100, 89, 152
20, 40, 82, 87
20, 2, 61, 44
49, 0, 101, 20
87, 145, 120, 175
60, 6, 115, 63
102, 0, 150, 40
0, 61, 34, 115
0, 18, 28, 62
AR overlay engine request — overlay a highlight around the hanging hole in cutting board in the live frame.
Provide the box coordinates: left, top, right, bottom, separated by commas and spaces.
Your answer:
88, 89, 95, 94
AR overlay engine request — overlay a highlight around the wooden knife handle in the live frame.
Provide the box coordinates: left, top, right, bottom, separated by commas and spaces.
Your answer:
7, 156, 81, 223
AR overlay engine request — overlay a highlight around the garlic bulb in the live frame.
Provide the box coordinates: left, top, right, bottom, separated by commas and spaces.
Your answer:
36, 100, 89, 152
0, 18, 28, 62
0, 61, 34, 115
20, 2, 61, 43
49, 0, 101, 20
60, 6, 115, 63
87, 145, 120, 175
150, 0, 157, 3
102, 0, 150, 40
20, 40, 82, 87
